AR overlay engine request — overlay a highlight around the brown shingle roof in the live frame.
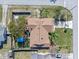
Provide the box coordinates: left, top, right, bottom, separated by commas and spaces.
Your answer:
27, 18, 54, 25
27, 18, 55, 48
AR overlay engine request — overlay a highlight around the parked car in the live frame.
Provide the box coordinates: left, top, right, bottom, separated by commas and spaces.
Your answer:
56, 53, 62, 58
50, 0, 56, 3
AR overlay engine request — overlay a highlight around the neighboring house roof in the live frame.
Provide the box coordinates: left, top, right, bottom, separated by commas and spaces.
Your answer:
27, 18, 55, 48
0, 26, 6, 42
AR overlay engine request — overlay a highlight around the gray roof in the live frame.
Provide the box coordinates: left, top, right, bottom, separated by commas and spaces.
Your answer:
0, 26, 5, 42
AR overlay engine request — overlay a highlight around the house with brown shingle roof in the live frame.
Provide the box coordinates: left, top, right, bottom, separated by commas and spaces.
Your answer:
27, 18, 55, 49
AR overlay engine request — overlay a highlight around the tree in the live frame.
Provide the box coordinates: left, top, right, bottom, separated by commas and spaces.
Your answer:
40, 6, 72, 21
8, 16, 27, 38
49, 32, 59, 46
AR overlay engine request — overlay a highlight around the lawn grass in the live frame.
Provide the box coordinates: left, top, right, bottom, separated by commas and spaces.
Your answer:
0, 36, 12, 55
50, 28, 73, 53
15, 52, 31, 59
0, 44, 10, 54
40, 6, 72, 21
0, 39, 11, 54
55, 28, 72, 45
0, 5, 2, 22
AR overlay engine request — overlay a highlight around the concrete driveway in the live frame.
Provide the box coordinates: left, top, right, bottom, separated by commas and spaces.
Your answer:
55, 21, 72, 29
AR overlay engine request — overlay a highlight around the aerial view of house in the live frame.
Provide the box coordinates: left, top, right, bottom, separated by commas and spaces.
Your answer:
0, 0, 78, 59
27, 18, 55, 48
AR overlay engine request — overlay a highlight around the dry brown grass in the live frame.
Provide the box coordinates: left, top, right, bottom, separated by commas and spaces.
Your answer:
15, 52, 31, 59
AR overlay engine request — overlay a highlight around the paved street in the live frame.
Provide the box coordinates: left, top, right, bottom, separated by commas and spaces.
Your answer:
31, 53, 73, 59
0, 0, 64, 5
0, 0, 77, 9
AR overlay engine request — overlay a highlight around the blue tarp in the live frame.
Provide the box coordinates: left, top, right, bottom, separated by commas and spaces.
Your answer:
17, 37, 25, 43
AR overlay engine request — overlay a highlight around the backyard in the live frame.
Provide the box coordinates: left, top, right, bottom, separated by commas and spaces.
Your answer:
8, 15, 30, 48
40, 6, 72, 21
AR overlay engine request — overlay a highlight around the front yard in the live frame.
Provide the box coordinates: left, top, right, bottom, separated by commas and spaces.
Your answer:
49, 28, 73, 53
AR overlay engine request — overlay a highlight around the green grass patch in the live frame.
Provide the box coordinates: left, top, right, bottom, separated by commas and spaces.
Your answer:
49, 28, 73, 53
55, 28, 72, 46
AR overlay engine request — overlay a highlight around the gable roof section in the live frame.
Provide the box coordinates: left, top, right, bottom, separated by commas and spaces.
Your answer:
30, 24, 50, 47
27, 18, 55, 32
27, 18, 55, 48
27, 18, 53, 25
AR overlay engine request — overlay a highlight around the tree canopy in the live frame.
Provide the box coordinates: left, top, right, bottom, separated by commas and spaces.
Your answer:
8, 16, 26, 38
40, 6, 72, 21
